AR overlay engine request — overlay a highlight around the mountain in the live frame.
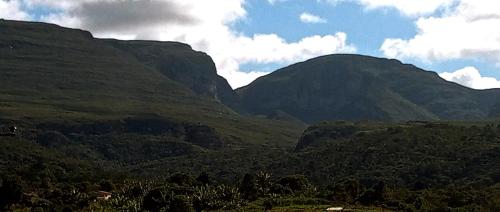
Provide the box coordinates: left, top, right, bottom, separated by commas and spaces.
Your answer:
237, 54, 500, 123
3, 20, 500, 211
0, 20, 204, 119
103, 39, 238, 105
0, 19, 303, 148
0, 20, 238, 118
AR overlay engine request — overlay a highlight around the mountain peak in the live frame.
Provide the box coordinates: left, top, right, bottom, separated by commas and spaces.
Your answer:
237, 54, 500, 123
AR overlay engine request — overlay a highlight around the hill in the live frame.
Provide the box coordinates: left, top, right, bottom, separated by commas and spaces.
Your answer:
268, 120, 500, 210
237, 54, 500, 123
103, 39, 239, 105
2, 20, 500, 211
0, 19, 303, 148
0, 20, 206, 120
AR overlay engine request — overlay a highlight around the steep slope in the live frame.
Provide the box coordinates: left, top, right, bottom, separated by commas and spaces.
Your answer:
0, 20, 211, 119
103, 39, 238, 105
0, 20, 303, 148
237, 54, 500, 123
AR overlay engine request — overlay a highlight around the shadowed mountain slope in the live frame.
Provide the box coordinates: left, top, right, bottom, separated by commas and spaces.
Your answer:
0, 20, 303, 148
103, 39, 238, 105
237, 54, 500, 123
0, 20, 206, 119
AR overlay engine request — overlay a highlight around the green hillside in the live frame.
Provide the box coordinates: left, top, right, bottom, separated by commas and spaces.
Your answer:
237, 54, 500, 123
0, 20, 303, 148
0, 20, 205, 120
2, 20, 500, 211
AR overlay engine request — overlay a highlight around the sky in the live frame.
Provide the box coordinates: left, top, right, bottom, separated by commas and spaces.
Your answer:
1, 0, 500, 89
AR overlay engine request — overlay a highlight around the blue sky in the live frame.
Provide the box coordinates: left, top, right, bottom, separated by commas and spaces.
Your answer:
236, 0, 419, 71
1, 0, 500, 89
235, 0, 500, 87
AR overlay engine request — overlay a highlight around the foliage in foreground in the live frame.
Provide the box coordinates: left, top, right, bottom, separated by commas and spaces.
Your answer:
2, 120, 500, 210
2, 170, 500, 211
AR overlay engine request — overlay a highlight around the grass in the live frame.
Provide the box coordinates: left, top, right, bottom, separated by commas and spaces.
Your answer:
0, 20, 305, 149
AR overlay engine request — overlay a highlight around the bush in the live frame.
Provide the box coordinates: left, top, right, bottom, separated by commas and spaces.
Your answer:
170, 173, 195, 186
143, 187, 173, 211
193, 185, 242, 211
276, 175, 310, 193
170, 195, 192, 212
99, 180, 115, 192
0, 176, 24, 209
196, 172, 210, 185
239, 174, 258, 200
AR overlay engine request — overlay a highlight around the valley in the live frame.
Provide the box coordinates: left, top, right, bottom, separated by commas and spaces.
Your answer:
1, 20, 500, 211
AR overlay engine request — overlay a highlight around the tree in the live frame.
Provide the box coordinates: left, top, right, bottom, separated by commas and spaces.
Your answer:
358, 181, 385, 205
196, 172, 210, 185
170, 173, 195, 186
143, 188, 172, 211
239, 174, 258, 201
255, 171, 272, 197
170, 195, 192, 212
99, 180, 115, 191
0, 176, 24, 209
276, 175, 309, 193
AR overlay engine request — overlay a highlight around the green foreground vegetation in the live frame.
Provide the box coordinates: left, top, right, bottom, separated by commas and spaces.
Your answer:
2, 120, 500, 211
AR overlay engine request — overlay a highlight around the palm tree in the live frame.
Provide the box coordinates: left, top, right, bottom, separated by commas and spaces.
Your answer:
255, 171, 272, 197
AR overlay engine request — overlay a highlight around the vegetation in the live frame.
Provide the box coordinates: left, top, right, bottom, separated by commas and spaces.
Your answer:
2, 120, 500, 210
2, 19, 500, 211
237, 54, 500, 123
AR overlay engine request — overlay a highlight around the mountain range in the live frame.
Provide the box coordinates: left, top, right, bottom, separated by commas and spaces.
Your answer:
2, 19, 500, 211
3, 19, 500, 127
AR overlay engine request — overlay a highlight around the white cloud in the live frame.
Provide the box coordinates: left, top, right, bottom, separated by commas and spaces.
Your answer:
224, 70, 270, 89
439, 66, 500, 89
300, 12, 327, 24
357, 0, 456, 16
0, 0, 355, 89
267, 0, 287, 5
381, 0, 500, 66
214, 32, 355, 88
0, 0, 31, 20
321, 0, 456, 16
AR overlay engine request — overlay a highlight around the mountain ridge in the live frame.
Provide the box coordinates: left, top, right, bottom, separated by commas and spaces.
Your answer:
3, 19, 500, 126
236, 54, 500, 123
0, 19, 304, 148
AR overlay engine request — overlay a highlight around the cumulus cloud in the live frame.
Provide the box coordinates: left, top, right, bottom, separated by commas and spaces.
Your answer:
380, 0, 500, 66
356, 0, 456, 16
300, 12, 327, 24
74, 0, 198, 33
0, 0, 354, 88
214, 32, 355, 88
439, 66, 500, 89
321, 0, 456, 16
224, 70, 270, 89
0, 0, 30, 20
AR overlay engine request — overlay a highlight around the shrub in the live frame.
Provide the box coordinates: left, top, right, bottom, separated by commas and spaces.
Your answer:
170, 195, 192, 212
239, 174, 258, 200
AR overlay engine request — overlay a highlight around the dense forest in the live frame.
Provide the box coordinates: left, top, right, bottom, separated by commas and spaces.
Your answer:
1, 120, 500, 211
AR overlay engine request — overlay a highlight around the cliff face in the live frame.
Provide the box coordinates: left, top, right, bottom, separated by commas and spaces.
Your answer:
104, 40, 217, 97
0, 19, 305, 149
0, 20, 241, 119
104, 39, 238, 106
0, 19, 232, 120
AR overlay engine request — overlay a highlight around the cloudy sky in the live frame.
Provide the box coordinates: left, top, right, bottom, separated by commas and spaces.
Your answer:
2, 0, 500, 89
